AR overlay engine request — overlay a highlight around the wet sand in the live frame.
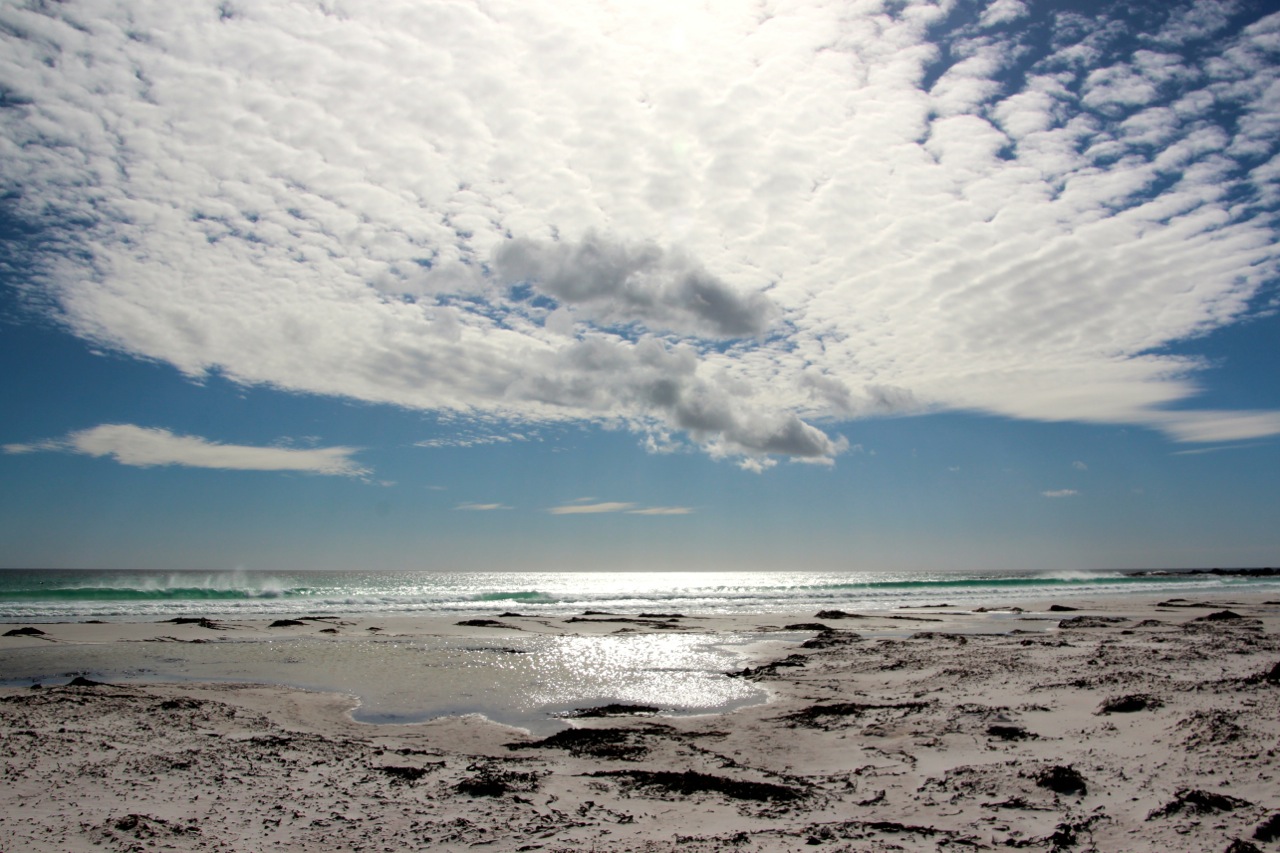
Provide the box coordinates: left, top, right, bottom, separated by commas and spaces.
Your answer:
3, 594, 1279, 851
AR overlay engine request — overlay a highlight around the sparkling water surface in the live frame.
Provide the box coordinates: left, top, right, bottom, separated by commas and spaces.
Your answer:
4, 567, 1275, 621
3, 568, 1276, 731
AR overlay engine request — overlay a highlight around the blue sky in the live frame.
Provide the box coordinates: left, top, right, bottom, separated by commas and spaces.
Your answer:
1, 0, 1278, 572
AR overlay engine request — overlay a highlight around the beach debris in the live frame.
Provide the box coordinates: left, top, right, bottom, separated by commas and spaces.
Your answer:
319, 627, 339, 634
1147, 788, 1253, 820
586, 769, 806, 803
986, 724, 1033, 740
784, 622, 829, 631
565, 615, 682, 627
107, 813, 200, 839
638, 612, 686, 619
780, 700, 930, 729
1176, 710, 1246, 747
162, 617, 226, 630
67, 676, 111, 688
800, 629, 862, 649
728, 654, 808, 680
1266, 662, 1280, 684
1196, 610, 1244, 621
1057, 616, 1128, 628
378, 765, 434, 785
454, 619, 519, 630
454, 763, 541, 797
789, 819, 967, 848
852, 820, 942, 837
1039, 815, 1106, 852
1226, 840, 1264, 853
510, 726, 654, 760
1034, 765, 1087, 796
156, 697, 203, 712
1254, 813, 1280, 842
3, 626, 47, 637
497, 611, 528, 617
1096, 693, 1162, 714
267, 619, 307, 628
558, 703, 660, 718
981, 796, 1053, 811
814, 609, 862, 619
1047, 605, 1079, 612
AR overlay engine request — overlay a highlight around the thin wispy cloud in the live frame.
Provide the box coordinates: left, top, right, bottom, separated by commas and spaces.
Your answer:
416, 431, 533, 449
547, 501, 694, 516
455, 502, 513, 511
548, 502, 638, 515
1042, 489, 1080, 498
3, 1, 1278, 472
1171, 442, 1269, 456
3, 424, 368, 477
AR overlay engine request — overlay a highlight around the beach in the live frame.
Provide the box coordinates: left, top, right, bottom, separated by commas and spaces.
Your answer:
3, 593, 1279, 852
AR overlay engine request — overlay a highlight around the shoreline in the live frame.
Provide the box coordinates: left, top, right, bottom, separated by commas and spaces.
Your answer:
3, 592, 1279, 851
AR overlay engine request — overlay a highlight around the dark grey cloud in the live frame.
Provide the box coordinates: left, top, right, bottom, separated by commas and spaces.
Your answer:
493, 233, 779, 339
507, 336, 845, 466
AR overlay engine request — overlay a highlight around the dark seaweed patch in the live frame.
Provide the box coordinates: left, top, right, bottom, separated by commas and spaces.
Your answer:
1035, 765, 1086, 796
780, 700, 930, 729
1147, 788, 1252, 819
587, 769, 805, 802
510, 727, 653, 760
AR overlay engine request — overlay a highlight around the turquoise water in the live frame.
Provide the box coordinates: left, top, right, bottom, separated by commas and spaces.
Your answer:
2, 567, 1276, 621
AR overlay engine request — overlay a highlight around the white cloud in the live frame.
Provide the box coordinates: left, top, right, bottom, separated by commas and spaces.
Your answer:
455, 502, 512, 511
545, 500, 692, 515
978, 0, 1029, 29
4, 424, 368, 477
548, 502, 637, 515
1171, 441, 1268, 455
1073, 460, 1088, 470
1042, 489, 1080, 498
1149, 409, 1280, 443
2, 0, 1278, 472
416, 431, 533, 449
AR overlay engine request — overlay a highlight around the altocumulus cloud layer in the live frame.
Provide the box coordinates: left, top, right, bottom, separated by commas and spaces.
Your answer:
2, 0, 1279, 469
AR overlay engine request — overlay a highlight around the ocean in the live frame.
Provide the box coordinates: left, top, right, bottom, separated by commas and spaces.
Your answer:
3, 567, 1277, 731
3, 567, 1277, 622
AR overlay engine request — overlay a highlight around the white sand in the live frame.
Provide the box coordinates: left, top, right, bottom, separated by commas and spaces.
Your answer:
2, 593, 1279, 851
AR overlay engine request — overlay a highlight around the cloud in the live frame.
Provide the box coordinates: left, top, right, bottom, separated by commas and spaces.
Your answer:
455, 502, 512, 511
546, 501, 693, 515
548, 502, 637, 515
626, 506, 695, 516
978, 0, 1029, 28
1149, 410, 1280, 443
4, 424, 368, 477
492, 233, 779, 338
1171, 442, 1269, 456
1042, 489, 1080, 498
1073, 461, 1088, 470
416, 431, 533, 449
2, 0, 1279, 471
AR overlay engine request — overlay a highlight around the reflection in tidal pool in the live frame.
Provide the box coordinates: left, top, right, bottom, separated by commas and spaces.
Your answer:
0, 632, 783, 734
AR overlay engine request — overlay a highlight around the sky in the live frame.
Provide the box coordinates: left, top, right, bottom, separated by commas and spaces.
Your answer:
1, 0, 1278, 573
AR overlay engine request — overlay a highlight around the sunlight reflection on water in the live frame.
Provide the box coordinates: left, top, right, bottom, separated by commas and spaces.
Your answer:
0, 632, 784, 734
